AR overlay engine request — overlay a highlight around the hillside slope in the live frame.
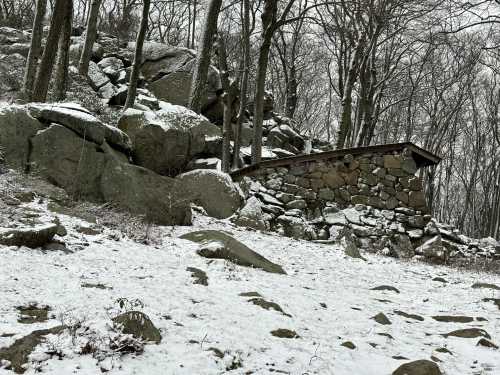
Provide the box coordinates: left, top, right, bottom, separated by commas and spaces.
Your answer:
0, 177, 499, 374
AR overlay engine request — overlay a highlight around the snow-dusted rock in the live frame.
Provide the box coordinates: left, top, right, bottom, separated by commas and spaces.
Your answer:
180, 230, 286, 274
232, 196, 267, 231
112, 311, 161, 343
177, 169, 243, 219
118, 105, 221, 175
416, 236, 446, 263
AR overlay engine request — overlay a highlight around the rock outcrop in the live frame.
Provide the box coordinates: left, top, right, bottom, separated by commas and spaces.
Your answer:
0, 104, 191, 225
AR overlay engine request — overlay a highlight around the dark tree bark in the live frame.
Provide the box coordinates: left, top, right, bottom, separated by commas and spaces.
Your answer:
54, 0, 73, 101
232, 0, 250, 169
32, 0, 66, 102
78, 0, 101, 76
124, 0, 151, 109
251, 0, 278, 163
188, 0, 223, 114
22, 0, 47, 101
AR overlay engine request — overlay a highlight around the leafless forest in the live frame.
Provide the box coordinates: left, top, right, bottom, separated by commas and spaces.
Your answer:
2, 0, 500, 239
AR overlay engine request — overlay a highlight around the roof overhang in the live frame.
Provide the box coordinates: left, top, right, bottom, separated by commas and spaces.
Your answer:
231, 142, 441, 179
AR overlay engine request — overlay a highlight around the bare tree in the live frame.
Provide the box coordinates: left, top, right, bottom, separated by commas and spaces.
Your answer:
124, 0, 151, 109
189, 0, 223, 114
21, 0, 47, 101
32, 0, 66, 102
79, 0, 102, 76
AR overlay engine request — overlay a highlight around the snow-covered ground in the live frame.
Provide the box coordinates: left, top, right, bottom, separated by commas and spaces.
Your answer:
1, 200, 499, 375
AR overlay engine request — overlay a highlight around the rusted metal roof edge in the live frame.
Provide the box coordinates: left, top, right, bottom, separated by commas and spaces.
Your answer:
230, 142, 441, 179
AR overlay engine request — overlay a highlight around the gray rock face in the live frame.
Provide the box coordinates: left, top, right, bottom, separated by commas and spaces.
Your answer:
118, 105, 221, 175
180, 230, 286, 274
112, 311, 161, 343
101, 156, 192, 225
0, 105, 44, 169
177, 170, 243, 219
31, 124, 108, 199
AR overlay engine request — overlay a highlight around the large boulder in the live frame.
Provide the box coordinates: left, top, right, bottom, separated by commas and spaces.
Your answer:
176, 169, 243, 219
118, 104, 221, 175
180, 230, 286, 274
0, 105, 44, 169
28, 103, 131, 153
416, 235, 446, 263
30, 124, 108, 199
131, 42, 195, 81
101, 155, 192, 225
68, 41, 104, 64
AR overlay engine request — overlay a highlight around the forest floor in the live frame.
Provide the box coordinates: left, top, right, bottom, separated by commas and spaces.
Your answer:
0, 172, 499, 375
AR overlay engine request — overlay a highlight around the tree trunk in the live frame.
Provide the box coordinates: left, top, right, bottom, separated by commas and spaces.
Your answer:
336, 36, 365, 149
216, 35, 234, 173
32, 0, 66, 102
124, 0, 150, 109
21, 0, 47, 101
251, 0, 278, 164
191, 0, 196, 49
284, 64, 298, 118
233, 0, 250, 169
78, 0, 101, 76
188, 0, 223, 114
54, 0, 73, 101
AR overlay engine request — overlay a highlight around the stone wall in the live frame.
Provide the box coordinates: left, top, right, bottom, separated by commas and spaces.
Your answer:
234, 148, 499, 264
241, 149, 427, 217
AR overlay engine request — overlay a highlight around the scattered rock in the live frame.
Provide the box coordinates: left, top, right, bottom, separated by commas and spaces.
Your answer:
239, 292, 263, 298
432, 315, 473, 323
248, 298, 291, 317
17, 304, 50, 324
81, 283, 112, 290
372, 312, 391, 325
442, 328, 491, 339
435, 347, 452, 355
340, 341, 356, 349
371, 285, 400, 293
432, 277, 447, 283
392, 359, 442, 375
483, 298, 500, 310
477, 338, 498, 349
180, 230, 286, 274
0, 223, 58, 248
186, 267, 208, 286
394, 310, 424, 321
471, 282, 500, 291
112, 311, 161, 343
270, 329, 299, 339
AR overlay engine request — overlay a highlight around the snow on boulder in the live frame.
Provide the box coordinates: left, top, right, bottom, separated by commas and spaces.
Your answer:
176, 169, 243, 219
112, 311, 162, 344
180, 230, 286, 274
118, 104, 221, 176
28, 102, 131, 153
232, 196, 267, 231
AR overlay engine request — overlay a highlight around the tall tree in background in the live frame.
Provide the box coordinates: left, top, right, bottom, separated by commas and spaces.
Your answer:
54, 0, 73, 100
79, 0, 102, 76
232, 0, 251, 169
252, 0, 296, 163
32, 0, 66, 102
124, 0, 151, 109
21, 0, 47, 101
188, 0, 223, 114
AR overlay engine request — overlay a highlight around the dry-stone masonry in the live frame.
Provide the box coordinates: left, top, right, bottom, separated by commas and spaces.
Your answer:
233, 144, 500, 264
